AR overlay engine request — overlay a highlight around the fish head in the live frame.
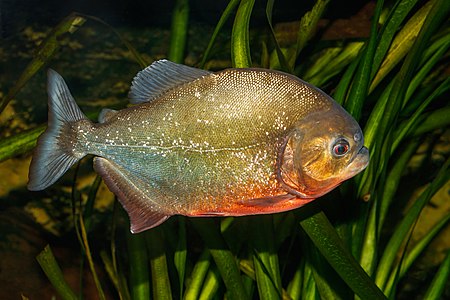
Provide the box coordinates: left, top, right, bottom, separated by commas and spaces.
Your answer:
278, 105, 369, 198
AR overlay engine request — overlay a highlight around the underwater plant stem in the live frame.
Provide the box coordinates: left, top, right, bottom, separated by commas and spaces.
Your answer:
0, 125, 44, 163
344, 0, 384, 121
184, 250, 212, 299
423, 250, 450, 300
126, 232, 150, 300
286, 260, 303, 300
375, 157, 450, 294
169, 0, 189, 63
231, 0, 255, 68
198, 267, 221, 300
84, 175, 102, 232
358, 0, 450, 218
359, 139, 421, 275
192, 219, 248, 300
100, 251, 130, 300
76, 13, 148, 68
294, 0, 330, 67
250, 216, 283, 299
174, 218, 187, 299
200, 0, 241, 68
409, 106, 450, 137
265, 0, 290, 72
36, 245, 78, 300
0, 13, 85, 114
146, 227, 173, 299
300, 211, 387, 299
79, 214, 106, 300
370, 0, 436, 92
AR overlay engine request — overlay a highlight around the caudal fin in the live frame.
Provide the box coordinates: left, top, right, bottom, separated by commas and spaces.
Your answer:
28, 69, 89, 191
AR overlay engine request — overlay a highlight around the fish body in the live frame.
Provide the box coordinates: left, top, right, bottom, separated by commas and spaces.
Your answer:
28, 60, 369, 233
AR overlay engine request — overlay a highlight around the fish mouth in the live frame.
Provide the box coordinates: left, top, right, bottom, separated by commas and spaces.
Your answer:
354, 145, 370, 169
346, 145, 370, 176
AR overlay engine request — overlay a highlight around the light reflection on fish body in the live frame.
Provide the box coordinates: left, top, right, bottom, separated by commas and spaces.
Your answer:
28, 60, 369, 233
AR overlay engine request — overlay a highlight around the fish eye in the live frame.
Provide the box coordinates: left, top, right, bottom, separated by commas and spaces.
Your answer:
332, 139, 350, 157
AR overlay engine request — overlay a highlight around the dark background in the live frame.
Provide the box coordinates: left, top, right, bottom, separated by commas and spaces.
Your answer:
0, 0, 369, 37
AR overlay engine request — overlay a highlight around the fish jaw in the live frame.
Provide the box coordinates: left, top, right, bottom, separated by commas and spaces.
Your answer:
344, 146, 370, 179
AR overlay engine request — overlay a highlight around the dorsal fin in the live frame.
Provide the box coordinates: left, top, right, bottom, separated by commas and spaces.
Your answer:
128, 59, 212, 104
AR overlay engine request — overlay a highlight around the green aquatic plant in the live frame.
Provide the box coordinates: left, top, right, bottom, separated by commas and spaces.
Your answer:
1, 0, 449, 299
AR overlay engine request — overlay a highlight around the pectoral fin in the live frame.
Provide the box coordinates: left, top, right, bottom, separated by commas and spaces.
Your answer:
93, 157, 170, 233
240, 194, 315, 213
191, 194, 314, 217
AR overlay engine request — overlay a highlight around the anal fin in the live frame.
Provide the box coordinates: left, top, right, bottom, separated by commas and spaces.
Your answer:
93, 157, 170, 233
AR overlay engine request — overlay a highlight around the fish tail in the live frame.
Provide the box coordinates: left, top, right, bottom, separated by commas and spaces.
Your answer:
28, 69, 90, 191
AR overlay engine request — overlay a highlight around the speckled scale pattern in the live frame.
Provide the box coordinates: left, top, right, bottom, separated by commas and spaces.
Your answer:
75, 69, 334, 214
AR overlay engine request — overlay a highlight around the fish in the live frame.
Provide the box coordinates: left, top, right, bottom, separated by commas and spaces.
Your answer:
28, 59, 369, 233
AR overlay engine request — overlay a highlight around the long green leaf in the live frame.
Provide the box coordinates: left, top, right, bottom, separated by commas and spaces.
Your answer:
358, 0, 450, 203
332, 55, 361, 105
344, 0, 384, 120
36, 245, 78, 300
378, 139, 421, 232
409, 106, 450, 136
404, 31, 450, 102
423, 250, 450, 300
100, 251, 130, 300
146, 227, 173, 299
265, 0, 290, 71
0, 125, 44, 163
379, 0, 449, 143
251, 216, 282, 299
127, 232, 150, 300
231, 0, 255, 68
306, 239, 349, 300
168, 0, 190, 63
286, 260, 304, 300
370, 0, 420, 81
293, 0, 330, 68
375, 158, 450, 293
198, 267, 221, 300
200, 0, 241, 68
0, 13, 86, 114
300, 211, 386, 299
399, 214, 449, 281
392, 77, 450, 152
301, 261, 318, 300
185, 250, 211, 299
192, 219, 248, 299
370, 0, 435, 91
174, 219, 187, 299
304, 42, 363, 87
79, 213, 106, 300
